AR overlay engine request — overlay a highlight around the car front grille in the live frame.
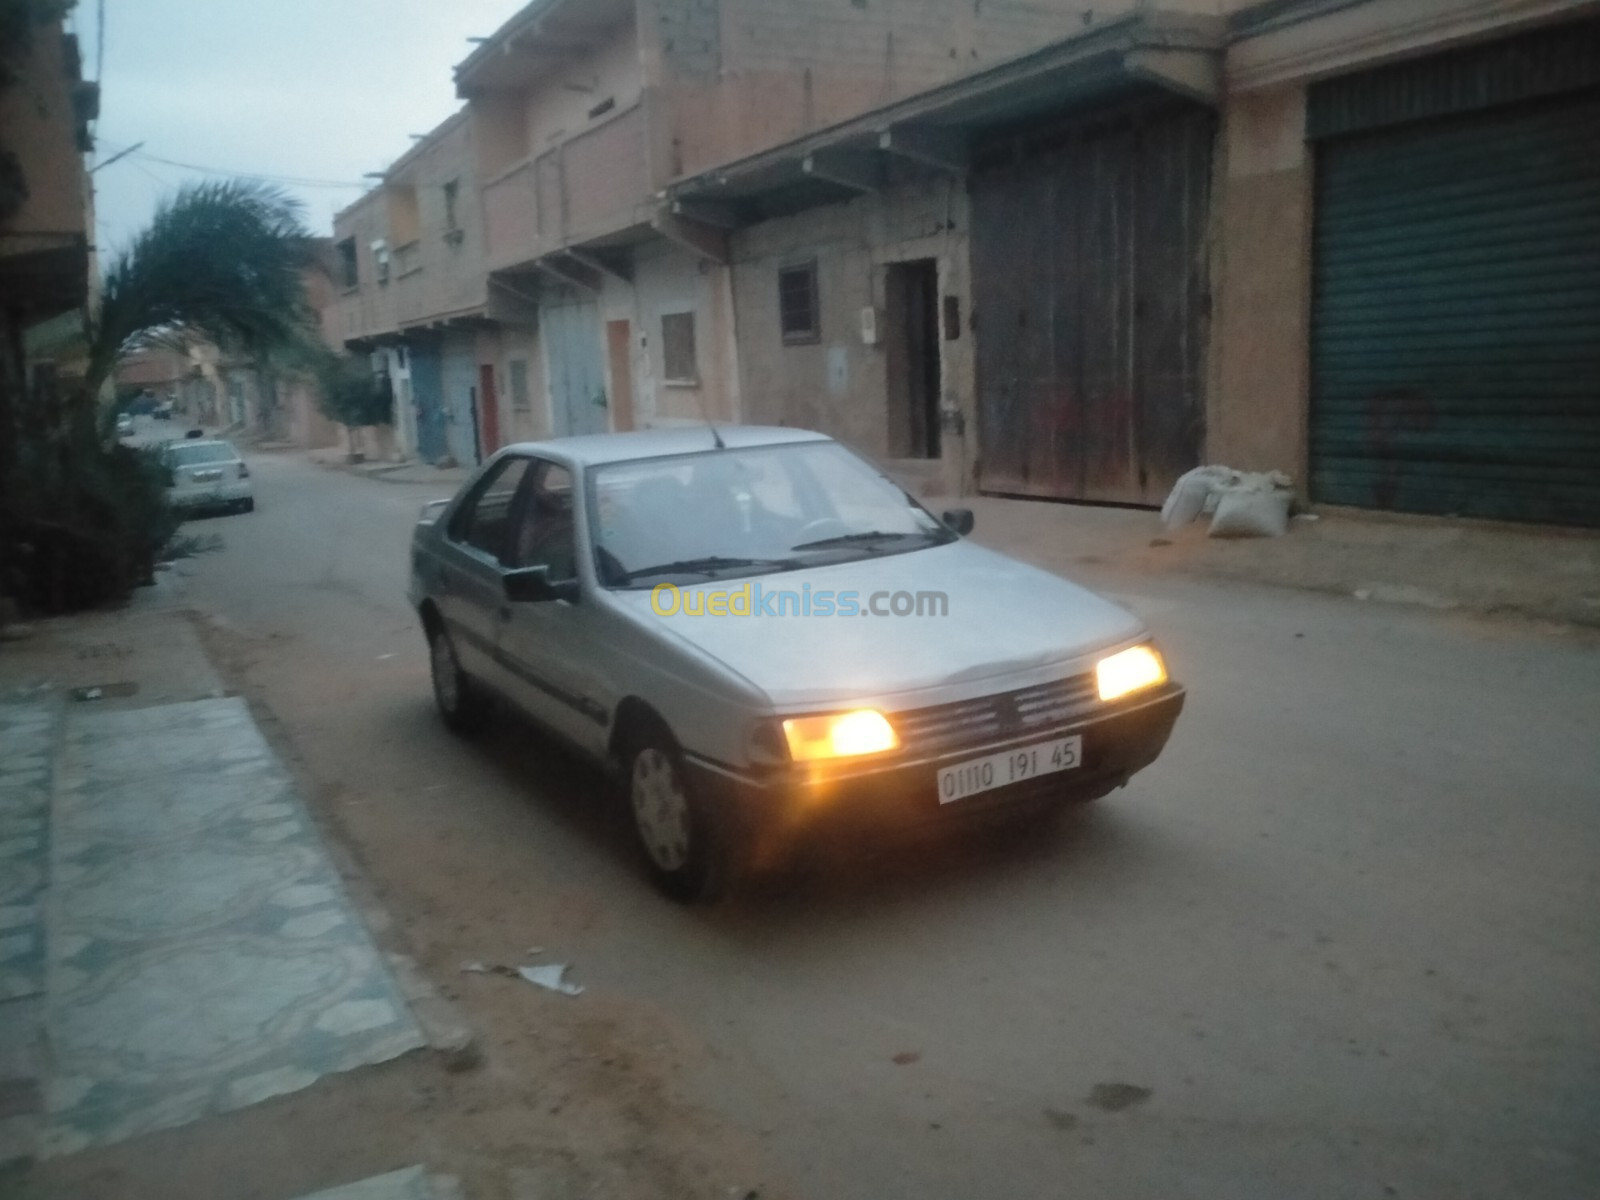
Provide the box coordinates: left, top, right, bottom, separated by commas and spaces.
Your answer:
892, 672, 1100, 759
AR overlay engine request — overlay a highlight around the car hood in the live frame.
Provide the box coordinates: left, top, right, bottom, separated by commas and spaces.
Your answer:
609, 540, 1145, 709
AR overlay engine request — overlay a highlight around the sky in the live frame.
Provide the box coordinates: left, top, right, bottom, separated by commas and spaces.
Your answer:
74, 0, 524, 253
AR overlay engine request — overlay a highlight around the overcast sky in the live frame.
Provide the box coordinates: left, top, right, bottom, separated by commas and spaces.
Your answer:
76, 0, 522, 252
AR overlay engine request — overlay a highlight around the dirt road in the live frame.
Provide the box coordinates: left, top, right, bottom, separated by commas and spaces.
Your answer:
29, 449, 1600, 1199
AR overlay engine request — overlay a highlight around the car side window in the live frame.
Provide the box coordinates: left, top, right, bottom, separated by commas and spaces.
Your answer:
507, 462, 577, 582
449, 457, 533, 562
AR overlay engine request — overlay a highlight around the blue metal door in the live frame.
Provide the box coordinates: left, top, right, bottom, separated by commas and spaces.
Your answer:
409, 343, 448, 464
442, 336, 482, 467
542, 300, 607, 437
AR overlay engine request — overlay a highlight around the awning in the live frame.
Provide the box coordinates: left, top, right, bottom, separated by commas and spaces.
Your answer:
666, 11, 1223, 226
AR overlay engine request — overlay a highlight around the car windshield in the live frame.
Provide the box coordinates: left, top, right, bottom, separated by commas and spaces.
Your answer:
166, 443, 235, 466
588, 441, 956, 588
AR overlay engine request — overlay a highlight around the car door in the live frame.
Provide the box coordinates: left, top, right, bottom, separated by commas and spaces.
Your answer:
433, 455, 534, 693
494, 459, 609, 753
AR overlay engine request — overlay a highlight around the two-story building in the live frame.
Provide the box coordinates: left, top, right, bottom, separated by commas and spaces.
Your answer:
333, 111, 536, 466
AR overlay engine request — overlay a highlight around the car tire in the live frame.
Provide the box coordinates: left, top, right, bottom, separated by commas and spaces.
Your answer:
428, 624, 489, 735
622, 722, 730, 903
241, 498, 255, 513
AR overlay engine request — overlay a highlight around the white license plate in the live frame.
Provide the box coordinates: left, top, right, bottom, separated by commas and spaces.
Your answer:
937, 735, 1082, 805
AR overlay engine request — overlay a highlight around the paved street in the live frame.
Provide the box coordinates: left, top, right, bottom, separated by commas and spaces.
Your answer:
82, 448, 1600, 1198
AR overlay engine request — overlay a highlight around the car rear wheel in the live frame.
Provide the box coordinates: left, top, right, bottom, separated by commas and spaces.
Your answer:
428, 624, 488, 735
624, 726, 728, 902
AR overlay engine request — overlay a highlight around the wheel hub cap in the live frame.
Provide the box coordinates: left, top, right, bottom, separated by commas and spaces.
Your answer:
632, 748, 691, 872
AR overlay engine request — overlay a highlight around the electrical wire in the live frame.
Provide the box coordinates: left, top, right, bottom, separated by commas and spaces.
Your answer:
127, 149, 368, 190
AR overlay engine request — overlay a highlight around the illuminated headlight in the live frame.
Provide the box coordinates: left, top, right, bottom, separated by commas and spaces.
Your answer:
1095, 645, 1168, 702
781, 710, 899, 761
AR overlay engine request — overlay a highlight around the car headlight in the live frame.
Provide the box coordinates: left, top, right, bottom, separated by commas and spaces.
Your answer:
781, 710, 899, 761
1095, 645, 1168, 702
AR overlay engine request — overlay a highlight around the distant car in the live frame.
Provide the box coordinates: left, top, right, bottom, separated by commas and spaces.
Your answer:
153, 401, 174, 420
115, 413, 135, 437
408, 426, 1184, 901
162, 438, 253, 514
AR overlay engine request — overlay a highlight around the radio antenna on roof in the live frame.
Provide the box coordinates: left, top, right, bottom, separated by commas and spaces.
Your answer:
693, 380, 727, 450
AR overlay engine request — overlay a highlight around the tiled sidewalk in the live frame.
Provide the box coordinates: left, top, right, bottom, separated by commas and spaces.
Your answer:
41, 696, 425, 1156
0, 700, 54, 1003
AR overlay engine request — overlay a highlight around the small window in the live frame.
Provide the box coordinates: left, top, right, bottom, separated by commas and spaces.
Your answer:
371, 239, 391, 286
508, 463, 577, 582
443, 180, 460, 232
778, 261, 819, 344
509, 358, 531, 412
661, 312, 698, 384
336, 238, 359, 290
451, 456, 532, 562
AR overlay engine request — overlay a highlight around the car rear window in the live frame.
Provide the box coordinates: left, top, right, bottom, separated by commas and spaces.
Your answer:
167, 443, 235, 466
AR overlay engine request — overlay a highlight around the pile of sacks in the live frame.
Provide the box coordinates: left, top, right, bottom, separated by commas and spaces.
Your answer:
1161, 466, 1296, 538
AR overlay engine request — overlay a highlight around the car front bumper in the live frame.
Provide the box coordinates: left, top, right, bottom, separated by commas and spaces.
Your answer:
169, 482, 252, 509
684, 684, 1184, 855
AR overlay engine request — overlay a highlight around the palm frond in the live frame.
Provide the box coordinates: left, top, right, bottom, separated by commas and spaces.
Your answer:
88, 179, 318, 393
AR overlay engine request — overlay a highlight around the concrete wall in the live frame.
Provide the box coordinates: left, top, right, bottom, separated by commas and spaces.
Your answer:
628, 241, 739, 427
331, 191, 398, 343
389, 113, 492, 328
1208, 83, 1311, 481
729, 178, 973, 491
0, 25, 88, 242
643, 0, 1224, 180
475, 16, 649, 267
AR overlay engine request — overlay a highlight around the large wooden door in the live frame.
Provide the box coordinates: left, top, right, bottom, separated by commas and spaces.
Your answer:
971, 101, 1213, 504
477, 364, 501, 455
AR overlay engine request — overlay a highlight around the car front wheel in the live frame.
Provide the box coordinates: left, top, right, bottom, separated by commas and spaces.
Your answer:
625, 726, 728, 902
428, 624, 488, 735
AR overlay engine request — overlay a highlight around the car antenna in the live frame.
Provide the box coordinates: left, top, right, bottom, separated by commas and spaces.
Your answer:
695, 386, 727, 450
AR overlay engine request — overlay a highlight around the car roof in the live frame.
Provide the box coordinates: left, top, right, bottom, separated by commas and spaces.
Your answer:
167, 439, 236, 452
500, 425, 831, 467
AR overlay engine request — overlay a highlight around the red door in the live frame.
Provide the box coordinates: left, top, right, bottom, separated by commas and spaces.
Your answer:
477, 364, 501, 455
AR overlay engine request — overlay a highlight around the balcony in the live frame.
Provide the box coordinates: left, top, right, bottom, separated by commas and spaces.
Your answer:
480, 104, 652, 272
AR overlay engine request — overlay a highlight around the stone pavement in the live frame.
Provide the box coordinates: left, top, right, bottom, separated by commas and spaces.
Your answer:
39, 694, 426, 1156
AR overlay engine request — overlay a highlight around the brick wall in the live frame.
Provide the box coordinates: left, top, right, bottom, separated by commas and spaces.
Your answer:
646, 0, 1163, 179
729, 178, 973, 490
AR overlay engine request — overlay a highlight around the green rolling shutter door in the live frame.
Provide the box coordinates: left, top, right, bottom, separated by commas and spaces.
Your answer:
1310, 66, 1600, 526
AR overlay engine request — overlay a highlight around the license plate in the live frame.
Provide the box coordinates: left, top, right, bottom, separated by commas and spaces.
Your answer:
937, 735, 1082, 805
191, 470, 223, 482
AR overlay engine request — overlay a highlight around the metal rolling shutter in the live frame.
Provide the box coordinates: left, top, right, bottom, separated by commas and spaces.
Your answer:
1309, 31, 1600, 527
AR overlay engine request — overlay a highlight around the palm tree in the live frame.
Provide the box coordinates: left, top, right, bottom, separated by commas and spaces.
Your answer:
2, 179, 322, 613
85, 179, 318, 402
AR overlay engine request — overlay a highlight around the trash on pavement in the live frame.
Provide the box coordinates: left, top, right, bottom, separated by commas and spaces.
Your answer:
460, 960, 517, 977
1209, 486, 1292, 539
1160, 465, 1296, 538
518, 963, 584, 996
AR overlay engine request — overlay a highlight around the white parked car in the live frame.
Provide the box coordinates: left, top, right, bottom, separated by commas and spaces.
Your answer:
409, 427, 1184, 900
162, 438, 254, 514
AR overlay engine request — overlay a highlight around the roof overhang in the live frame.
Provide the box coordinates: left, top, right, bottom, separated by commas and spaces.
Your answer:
454, 0, 633, 97
667, 11, 1222, 223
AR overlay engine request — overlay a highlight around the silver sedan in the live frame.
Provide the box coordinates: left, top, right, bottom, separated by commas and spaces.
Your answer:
409, 426, 1183, 900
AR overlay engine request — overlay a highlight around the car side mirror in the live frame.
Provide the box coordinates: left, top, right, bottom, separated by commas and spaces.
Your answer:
941, 508, 975, 536
503, 565, 579, 604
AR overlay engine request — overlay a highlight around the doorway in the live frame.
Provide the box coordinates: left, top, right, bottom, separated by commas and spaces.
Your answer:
605, 320, 635, 432
885, 259, 942, 460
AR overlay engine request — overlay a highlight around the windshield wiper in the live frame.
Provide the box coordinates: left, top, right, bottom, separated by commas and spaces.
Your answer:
790, 529, 941, 552
622, 555, 797, 582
